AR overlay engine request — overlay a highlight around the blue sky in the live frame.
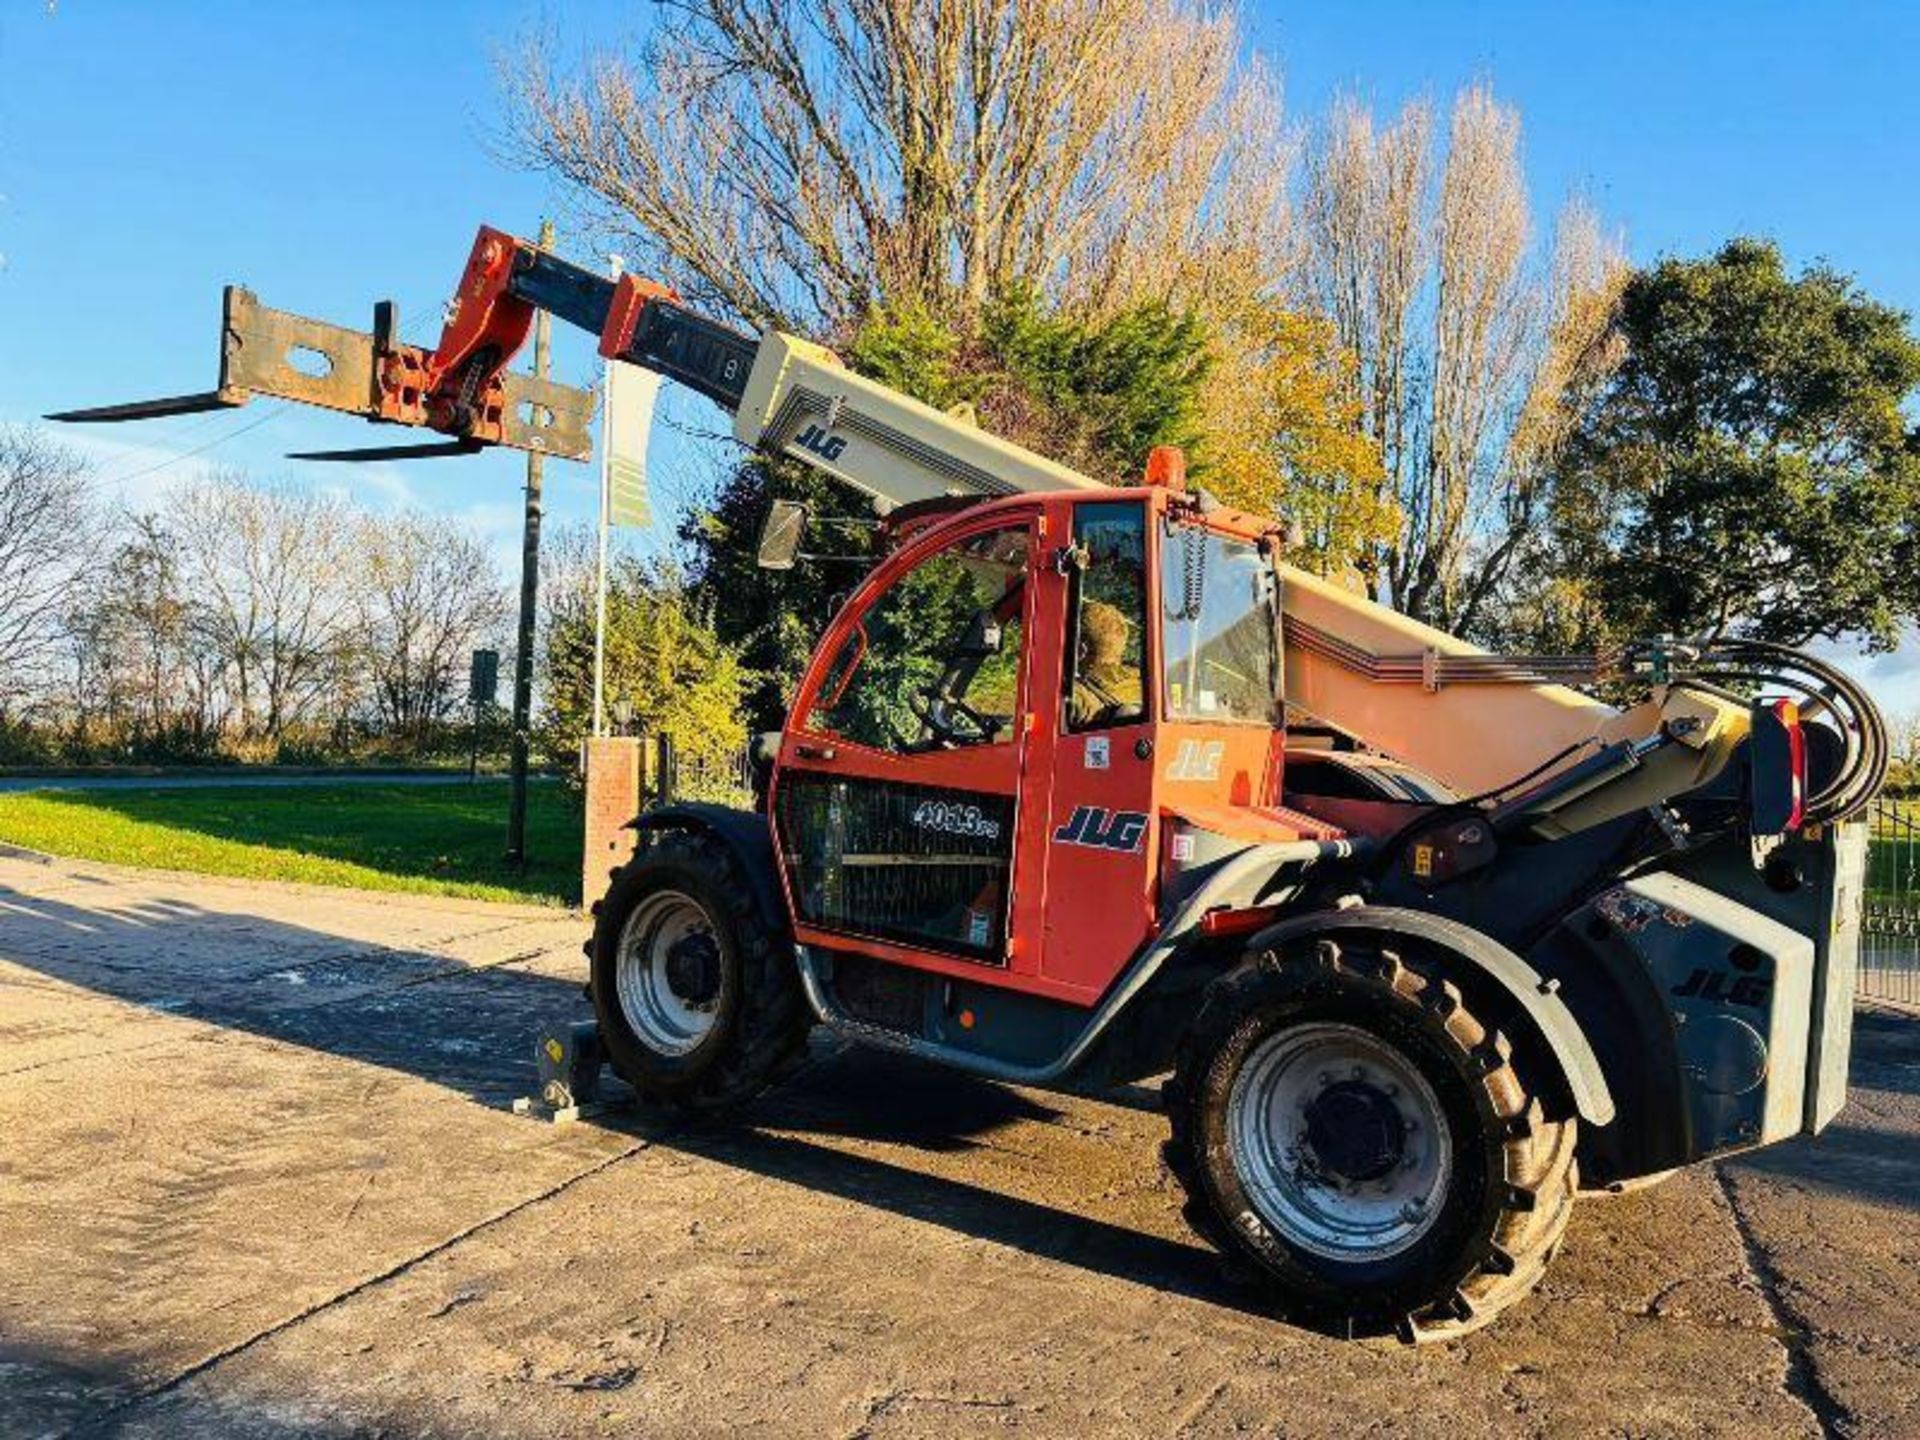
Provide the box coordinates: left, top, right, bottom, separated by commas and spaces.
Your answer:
3, 1, 1917, 710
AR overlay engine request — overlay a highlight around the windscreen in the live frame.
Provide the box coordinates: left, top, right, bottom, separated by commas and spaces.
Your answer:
1161, 522, 1280, 724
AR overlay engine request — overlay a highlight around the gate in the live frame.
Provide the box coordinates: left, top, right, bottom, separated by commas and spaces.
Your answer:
1862, 797, 1920, 1007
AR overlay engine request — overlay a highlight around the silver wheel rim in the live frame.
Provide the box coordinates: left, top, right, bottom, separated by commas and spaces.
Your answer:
614, 890, 721, 1057
1227, 1021, 1452, 1262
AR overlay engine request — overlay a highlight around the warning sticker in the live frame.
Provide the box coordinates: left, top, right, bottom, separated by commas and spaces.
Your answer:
1085, 736, 1110, 770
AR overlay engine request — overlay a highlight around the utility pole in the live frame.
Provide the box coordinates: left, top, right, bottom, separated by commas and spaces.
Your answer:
505, 217, 554, 868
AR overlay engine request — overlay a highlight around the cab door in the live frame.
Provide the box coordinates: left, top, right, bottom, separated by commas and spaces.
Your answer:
772, 511, 1039, 973
1026, 498, 1162, 996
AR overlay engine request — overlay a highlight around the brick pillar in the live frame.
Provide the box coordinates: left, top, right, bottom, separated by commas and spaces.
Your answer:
582, 736, 643, 910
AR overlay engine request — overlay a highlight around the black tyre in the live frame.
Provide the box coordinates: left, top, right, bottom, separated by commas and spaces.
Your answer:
589, 829, 811, 1112
1163, 928, 1577, 1343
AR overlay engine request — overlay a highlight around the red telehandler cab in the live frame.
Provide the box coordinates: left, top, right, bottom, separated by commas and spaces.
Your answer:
55, 225, 1888, 1342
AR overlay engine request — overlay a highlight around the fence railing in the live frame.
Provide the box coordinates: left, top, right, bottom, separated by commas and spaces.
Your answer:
1863, 796, 1920, 1007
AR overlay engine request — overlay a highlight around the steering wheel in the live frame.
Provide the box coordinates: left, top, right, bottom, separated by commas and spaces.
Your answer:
909, 686, 1005, 747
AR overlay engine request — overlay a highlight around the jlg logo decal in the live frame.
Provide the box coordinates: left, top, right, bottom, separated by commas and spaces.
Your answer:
1671, 968, 1771, 1008
1054, 805, 1147, 852
795, 422, 848, 462
1166, 739, 1224, 782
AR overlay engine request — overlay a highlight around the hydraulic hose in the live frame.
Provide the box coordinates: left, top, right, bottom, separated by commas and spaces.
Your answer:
1678, 638, 1888, 823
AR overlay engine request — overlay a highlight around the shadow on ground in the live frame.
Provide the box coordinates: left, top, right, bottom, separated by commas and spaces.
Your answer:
1722, 1009, 1920, 1212
0, 872, 1263, 1323
0, 876, 585, 1104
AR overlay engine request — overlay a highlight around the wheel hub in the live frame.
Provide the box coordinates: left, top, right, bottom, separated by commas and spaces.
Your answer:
663, 932, 722, 1009
1302, 1079, 1406, 1183
1226, 1022, 1453, 1262
614, 890, 723, 1057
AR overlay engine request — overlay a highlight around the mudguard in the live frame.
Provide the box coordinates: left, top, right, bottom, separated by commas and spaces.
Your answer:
628, 804, 789, 933
1247, 906, 1616, 1127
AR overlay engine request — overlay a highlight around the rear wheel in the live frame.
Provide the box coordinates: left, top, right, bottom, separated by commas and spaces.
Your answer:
589, 830, 811, 1112
1163, 929, 1577, 1342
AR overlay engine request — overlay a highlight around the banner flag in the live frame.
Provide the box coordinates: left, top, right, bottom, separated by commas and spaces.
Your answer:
604, 362, 660, 528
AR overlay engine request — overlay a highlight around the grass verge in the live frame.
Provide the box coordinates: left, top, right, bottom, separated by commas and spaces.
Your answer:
0, 782, 582, 906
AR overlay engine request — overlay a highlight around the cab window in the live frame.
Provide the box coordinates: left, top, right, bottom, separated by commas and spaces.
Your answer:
808, 525, 1029, 751
1065, 502, 1149, 731
1161, 522, 1279, 723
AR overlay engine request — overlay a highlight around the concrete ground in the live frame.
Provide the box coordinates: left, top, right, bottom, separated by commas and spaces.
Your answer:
1, 851, 1915, 1439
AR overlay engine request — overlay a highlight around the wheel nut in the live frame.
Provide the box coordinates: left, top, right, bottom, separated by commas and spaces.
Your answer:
1400, 1198, 1426, 1221
1350, 1065, 1365, 1080
1403, 1118, 1418, 1133
1317, 1071, 1332, 1086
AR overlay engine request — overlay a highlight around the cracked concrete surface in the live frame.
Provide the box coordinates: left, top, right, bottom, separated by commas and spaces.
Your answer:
1, 851, 1915, 1438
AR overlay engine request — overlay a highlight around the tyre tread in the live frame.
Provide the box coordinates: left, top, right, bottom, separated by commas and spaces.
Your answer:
590, 829, 810, 1114
1164, 929, 1578, 1344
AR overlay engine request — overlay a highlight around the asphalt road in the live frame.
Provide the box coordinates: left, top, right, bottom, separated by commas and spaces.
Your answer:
1, 850, 1915, 1438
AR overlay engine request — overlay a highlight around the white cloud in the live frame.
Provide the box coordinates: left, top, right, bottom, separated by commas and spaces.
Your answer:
314, 461, 418, 514
1810, 626, 1920, 718
28, 424, 202, 514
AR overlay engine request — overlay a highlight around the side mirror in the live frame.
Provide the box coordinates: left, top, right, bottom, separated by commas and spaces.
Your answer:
756, 499, 808, 571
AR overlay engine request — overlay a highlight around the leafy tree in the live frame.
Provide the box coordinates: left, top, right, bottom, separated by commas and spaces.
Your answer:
685, 288, 1214, 730
538, 537, 750, 796
684, 283, 1401, 730
1885, 708, 1920, 796
1196, 297, 1394, 579
682, 458, 876, 732
846, 285, 1210, 474
806, 527, 1027, 751
1548, 238, 1920, 650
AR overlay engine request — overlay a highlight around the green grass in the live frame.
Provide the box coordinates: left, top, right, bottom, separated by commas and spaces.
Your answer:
0, 782, 583, 906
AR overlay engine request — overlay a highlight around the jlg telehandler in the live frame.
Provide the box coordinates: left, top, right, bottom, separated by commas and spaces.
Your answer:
57, 226, 1887, 1342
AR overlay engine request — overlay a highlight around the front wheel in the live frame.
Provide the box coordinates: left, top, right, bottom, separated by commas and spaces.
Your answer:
1163, 930, 1577, 1343
589, 829, 811, 1112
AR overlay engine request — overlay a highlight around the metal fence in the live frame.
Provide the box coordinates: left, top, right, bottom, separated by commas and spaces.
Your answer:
1863, 796, 1920, 1007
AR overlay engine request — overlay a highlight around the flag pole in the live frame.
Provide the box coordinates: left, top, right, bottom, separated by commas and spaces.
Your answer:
591, 255, 625, 739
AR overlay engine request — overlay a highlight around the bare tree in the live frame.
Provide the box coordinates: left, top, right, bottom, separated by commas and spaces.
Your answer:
0, 428, 96, 703
1300, 85, 1626, 632
73, 512, 230, 749
505, 0, 1290, 333
356, 511, 508, 740
169, 473, 356, 739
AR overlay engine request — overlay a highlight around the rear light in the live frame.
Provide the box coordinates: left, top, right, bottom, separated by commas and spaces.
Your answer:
1777, 699, 1806, 831
1748, 697, 1806, 837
